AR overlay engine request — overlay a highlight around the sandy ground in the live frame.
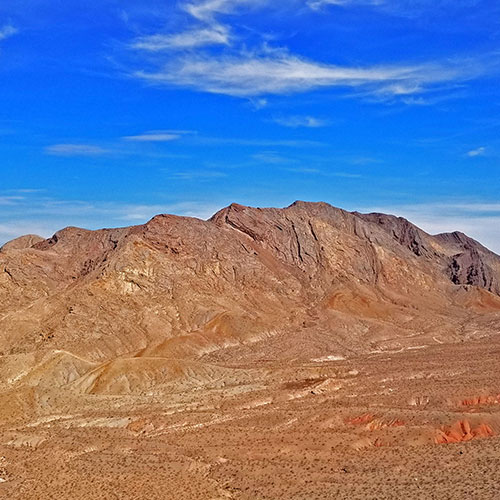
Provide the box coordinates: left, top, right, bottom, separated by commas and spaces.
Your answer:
1, 338, 499, 499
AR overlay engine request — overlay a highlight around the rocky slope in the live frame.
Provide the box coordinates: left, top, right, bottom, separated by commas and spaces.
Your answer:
1, 201, 499, 368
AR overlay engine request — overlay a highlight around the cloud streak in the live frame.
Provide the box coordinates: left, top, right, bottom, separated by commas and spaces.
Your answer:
184, 0, 265, 22
273, 115, 328, 128
133, 48, 480, 98
123, 131, 183, 142
131, 26, 230, 51
307, 0, 385, 9
129, 0, 259, 51
192, 135, 324, 147
44, 144, 110, 157
0, 196, 25, 206
126, 0, 499, 102
466, 146, 486, 157
0, 25, 17, 41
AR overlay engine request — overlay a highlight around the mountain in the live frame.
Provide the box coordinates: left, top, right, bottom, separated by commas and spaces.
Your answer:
1, 201, 500, 499
1, 201, 499, 368
0, 198, 499, 390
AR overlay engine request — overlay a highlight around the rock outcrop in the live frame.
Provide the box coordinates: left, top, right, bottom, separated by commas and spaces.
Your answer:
0, 234, 44, 252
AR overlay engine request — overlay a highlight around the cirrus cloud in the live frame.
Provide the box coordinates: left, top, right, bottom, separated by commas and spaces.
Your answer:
122, 131, 183, 142
273, 115, 329, 128
126, 0, 498, 102
132, 48, 476, 98
0, 25, 18, 41
131, 26, 230, 51
44, 144, 111, 157
466, 146, 486, 157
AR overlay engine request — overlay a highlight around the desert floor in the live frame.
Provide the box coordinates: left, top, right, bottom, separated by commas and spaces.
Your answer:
1, 338, 499, 499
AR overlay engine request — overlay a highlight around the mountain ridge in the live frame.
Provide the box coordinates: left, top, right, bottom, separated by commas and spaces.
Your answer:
1, 201, 499, 369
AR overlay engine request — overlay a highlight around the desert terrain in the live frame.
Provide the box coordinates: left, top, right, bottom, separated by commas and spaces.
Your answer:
0, 201, 499, 499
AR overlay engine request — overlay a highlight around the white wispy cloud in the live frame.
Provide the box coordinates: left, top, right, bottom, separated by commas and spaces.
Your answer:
284, 167, 362, 178
193, 136, 324, 147
7, 188, 46, 194
130, 0, 258, 52
285, 166, 322, 174
308, 0, 348, 8
0, 196, 25, 206
307, 0, 384, 9
133, 46, 482, 98
466, 146, 486, 157
184, 0, 264, 22
306, 0, 460, 16
43, 133, 317, 157
273, 115, 328, 128
131, 26, 230, 50
348, 156, 383, 165
331, 171, 362, 178
127, 1, 497, 101
0, 25, 18, 41
168, 170, 227, 180
45, 144, 110, 156
252, 151, 294, 164
122, 131, 183, 142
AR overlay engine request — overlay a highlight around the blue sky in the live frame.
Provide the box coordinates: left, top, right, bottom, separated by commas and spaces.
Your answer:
1, 0, 500, 251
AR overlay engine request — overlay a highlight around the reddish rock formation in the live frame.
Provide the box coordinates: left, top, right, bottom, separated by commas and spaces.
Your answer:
435, 420, 495, 444
461, 395, 500, 406
347, 414, 376, 425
